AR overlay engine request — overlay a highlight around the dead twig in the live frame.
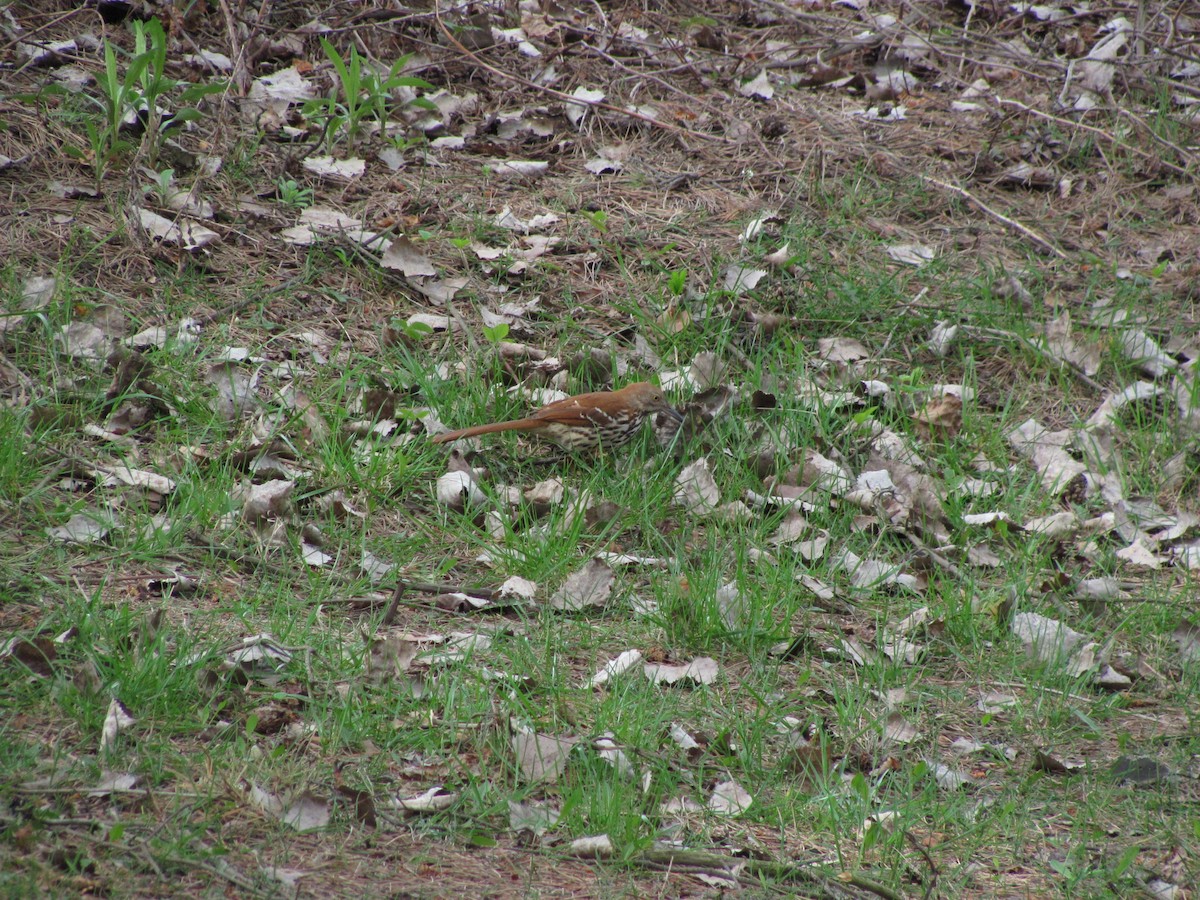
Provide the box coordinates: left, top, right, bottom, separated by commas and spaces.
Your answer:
635, 848, 905, 899
191, 274, 307, 326
919, 176, 1070, 261
380, 579, 499, 627
905, 830, 940, 900
892, 525, 967, 582
999, 99, 1193, 178
959, 324, 1106, 393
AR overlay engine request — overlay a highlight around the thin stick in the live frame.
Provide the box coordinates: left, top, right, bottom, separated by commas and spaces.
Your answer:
999, 99, 1192, 178
635, 848, 905, 899
192, 275, 306, 326
920, 176, 1070, 260
960, 324, 1106, 392
379, 580, 406, 628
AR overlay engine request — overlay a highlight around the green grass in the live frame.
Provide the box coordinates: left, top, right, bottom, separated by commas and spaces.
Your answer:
3, 236, 1193, 892
4, 23, 1200, 894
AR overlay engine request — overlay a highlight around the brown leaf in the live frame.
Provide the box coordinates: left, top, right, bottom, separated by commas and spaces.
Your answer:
550, 558, 614, 611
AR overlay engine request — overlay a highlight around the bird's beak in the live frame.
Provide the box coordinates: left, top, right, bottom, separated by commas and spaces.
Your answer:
665, 404, 684, 422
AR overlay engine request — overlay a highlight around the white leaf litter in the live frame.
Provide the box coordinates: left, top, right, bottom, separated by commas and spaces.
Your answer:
99, 698, 135, 752
566, 87, 605, 129
246, 782, 330, 832
715, 581, 747, 629
47, 511, 113, 544
738, 69, 774, 100
491, 26, 540, 58
858, 810, 898, 839
588, 649, 644, 687
584, 155, 623, 175
125, 318, 201, 350
674, 458, 721, 515
887, 243, 935, 266
1116, 538, 1161, 569
852, 105, 907, 121
484, 159, 549, 179
594, 734, 636, 779
495, 206, 560, 233
644, 656, 719, 686
764, 243, 792, 266
550, 558, 614, 611
280, 207, 383, 248
436, 471, 484, 508
380, 236, 437, 277
708, 779, 752, 816
816, 336, 870, 364
222, 634, 294, 673
722, 265, 767, 293
407, 313, 459, 331
245, 65, 315, 125
1041, 310, 1101, 376
512, 726, 577, 783
22, 275, 56, 308
1007, 419, 1090, 495
1088, 381, 1166, 429
596, 551, 674, 568
88, 465, 177, 495
1173, 622, 1200, 663
412, 276, 468, 304
57, 321, 112, 362
1074, 17, 1131, 107
301, 156, 365, 179
928, 760, 971, 791
1118, 330, 1176, 377
1011, 612, 1098, 677
508, 799, 560, 835
186, 49, 232, 71
569, 835, 614, 858
978, 690, 1018, 713
390, 786, 458, 813
927, 320, 958, 357
497, 576, 538, 602
883, 712, 919, 744
833, 548, 919, 592
301, 542, 332, 566
88, 772, 138, 797
669, 722, 701, 753
241, 479, 295, 524
950, 737, 1016, 760
137, 208, 218, 250
261, 867, 307, 888
280, 791, 330, 831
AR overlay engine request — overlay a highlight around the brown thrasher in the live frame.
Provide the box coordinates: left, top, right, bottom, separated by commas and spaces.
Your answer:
432, 382, 682, 451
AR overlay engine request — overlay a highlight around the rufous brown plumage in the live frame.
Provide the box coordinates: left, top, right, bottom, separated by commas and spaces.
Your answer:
432, 382, 681, 451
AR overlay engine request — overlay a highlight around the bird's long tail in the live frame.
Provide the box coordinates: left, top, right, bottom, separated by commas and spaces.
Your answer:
431, 418, 542, 443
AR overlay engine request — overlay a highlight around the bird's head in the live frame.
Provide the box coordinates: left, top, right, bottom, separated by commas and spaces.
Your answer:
623, 382, 683, 420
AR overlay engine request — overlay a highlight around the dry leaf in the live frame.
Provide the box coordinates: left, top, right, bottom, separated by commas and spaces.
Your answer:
588, 649, 643, 687
708, 779, 752, 816
674, 458, 720, 514
99, 698, 135, 752
381, 236, 437, 277
550, 558, 614, 611
644, 656, 718, 686
512, 728, 577, 783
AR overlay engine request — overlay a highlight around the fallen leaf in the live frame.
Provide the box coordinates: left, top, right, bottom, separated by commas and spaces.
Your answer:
644, 656, 718, 686
512, 727, 577, 783
550, 558, 614, 611
708, 779, 752, 815
381, 236, 437, 277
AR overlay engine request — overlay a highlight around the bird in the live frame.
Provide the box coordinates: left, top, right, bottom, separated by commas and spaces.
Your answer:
432, 382, 682, 452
